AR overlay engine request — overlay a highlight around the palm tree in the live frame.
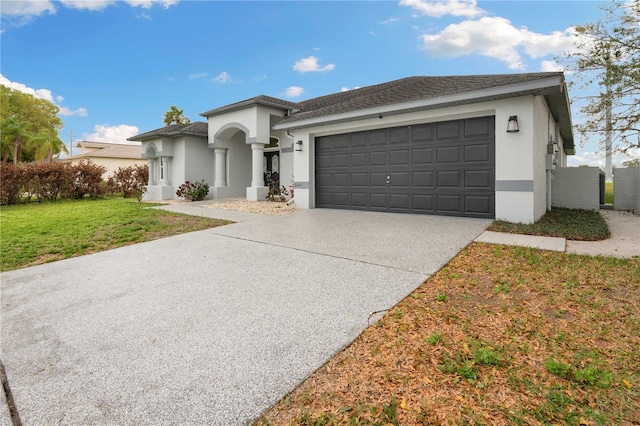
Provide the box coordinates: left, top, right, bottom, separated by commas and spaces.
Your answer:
30, 129, 68, 162
0, 117, 30, 163
163, 105, 191, 126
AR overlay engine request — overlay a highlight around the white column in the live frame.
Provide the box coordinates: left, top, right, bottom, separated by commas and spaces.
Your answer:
214, 148, 227, 187
251, 143, 265, 187
246, 142, 268, 201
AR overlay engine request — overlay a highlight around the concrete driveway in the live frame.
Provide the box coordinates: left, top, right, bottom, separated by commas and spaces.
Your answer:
1, 208, 489, 425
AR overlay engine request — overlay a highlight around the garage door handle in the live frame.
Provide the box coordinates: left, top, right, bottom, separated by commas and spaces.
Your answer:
386, 176, 390, 184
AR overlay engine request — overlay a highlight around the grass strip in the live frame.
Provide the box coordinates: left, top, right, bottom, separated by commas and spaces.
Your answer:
0, 198, 231, 271
488, 207, 610, 241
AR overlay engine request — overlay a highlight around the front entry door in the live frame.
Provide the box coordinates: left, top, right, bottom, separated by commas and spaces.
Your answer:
264, 151, 280, 186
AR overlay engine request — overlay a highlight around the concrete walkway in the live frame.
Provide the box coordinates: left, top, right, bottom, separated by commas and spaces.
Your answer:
1, 208, 489, 425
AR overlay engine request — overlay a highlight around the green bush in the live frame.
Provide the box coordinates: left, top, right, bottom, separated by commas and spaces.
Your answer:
176, 180, 209, 201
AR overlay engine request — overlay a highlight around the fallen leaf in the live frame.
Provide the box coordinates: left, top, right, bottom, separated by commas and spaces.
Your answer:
623, 379, 632, 389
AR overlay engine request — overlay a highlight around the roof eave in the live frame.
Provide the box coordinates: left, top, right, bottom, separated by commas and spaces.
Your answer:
274, 76, 566, 131
200, 98, 295, 118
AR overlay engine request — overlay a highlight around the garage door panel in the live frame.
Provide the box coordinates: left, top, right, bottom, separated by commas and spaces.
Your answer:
370, 151, 387, 166
316, 154, 332, 169
333, 153, 349, 167
413, 171, 434, 188
351, 132, 368, 147
390, 194, 410, 210
333, 134, 349, 150
370, 172, 388, 187
465, 195, 493, 215
438, 195, 462, 213
390, 172, 410, 186
465, 117, 492, 137
464, 144, 491, 162
370, 130, 388, 145
351, 193, 367, 208
437, 146, 460, 163
390, 149, 410, 165
351, 173, 368, 187
315, 116, 495, 218
465, 170, 492, 188
334, 173, 349, 187
412, 194, 434, 211
438, 170, 461, 187
370, 193, 388, 208
351, 152, 367, 166
413, 147, 433, 164
412, 124, 435, 142
437, 121, 461, 139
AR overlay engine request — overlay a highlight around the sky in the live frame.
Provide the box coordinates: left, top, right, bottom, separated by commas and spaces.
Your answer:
1, 0, 638, 167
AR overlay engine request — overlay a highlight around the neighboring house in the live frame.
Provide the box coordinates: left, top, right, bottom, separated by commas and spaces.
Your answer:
66, 141, 146, 178
130, 72, 587, 224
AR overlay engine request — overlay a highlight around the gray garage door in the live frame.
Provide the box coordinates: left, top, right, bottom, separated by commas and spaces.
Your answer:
315, 116, 495, 218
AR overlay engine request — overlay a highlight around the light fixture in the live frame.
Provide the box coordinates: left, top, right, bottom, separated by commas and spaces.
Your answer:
507, 115, 519, 133
295, 140, 303, 152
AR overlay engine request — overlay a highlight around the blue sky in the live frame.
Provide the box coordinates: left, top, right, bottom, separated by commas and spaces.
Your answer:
1, 0, 637, 166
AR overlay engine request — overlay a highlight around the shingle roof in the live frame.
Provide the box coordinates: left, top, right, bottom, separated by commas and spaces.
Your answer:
68, 141, 143, 160
127, 121, 208, 142
200, 95, 299, 117
281, 73, 565, 125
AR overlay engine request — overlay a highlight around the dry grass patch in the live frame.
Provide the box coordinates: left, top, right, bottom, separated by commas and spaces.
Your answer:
257, 244, 640, 425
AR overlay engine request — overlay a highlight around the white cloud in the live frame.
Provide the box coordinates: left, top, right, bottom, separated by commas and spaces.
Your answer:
399, 0, 484, 18
59, 1, 114, 11
189, 72, 207, 80
293, 56, 335, 73
0, 74, 88, 117
1, 0, 55, 17
1, 0, 179, 28
59, 106, 88, 117
285, 86, 304, 98
212, 71, 231, 83
84, 124, 140, 144
340, 86, 361, 92
540, 60, 566, 72
380, 17, 399, 25
419, 16, 578, 69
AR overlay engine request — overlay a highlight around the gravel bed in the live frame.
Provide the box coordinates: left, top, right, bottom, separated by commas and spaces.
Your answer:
201, 200, 297, 216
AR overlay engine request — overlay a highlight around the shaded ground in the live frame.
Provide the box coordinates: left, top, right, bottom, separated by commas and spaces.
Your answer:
258, 243, 640, 425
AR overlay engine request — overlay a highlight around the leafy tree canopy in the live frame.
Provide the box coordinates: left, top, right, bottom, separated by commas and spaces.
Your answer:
0, 84, 65, 163
163, 105, 191, 126
562, 0, 639, 153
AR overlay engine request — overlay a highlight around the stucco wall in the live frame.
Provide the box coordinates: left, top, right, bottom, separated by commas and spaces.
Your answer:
182, 137, 215, 186
551, 167, 600, 211
225, 131, 252, 198
614, 168, 640, 213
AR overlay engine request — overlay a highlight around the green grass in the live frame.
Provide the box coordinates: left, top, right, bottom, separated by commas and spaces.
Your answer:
488, 207, 610, 241
605, 182, 614, 204
0, 198, 231, 271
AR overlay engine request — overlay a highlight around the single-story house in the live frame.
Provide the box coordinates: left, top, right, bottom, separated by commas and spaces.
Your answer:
130, 72, 583, 224
66, 141, 146, 178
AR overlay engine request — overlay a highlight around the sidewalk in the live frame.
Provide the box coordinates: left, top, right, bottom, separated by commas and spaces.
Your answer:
475, 210, 639, 258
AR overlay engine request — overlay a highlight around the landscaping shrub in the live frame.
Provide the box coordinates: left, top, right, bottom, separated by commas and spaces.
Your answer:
0, 161, 26, 205
65, 160, 107, 199
108, 164, 148, 200
176, 180, 209, 201
25, 161, 70, 202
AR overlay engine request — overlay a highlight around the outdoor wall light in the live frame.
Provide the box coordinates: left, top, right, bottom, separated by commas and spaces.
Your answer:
507, 115, 520, 133
295, 140, 303, 152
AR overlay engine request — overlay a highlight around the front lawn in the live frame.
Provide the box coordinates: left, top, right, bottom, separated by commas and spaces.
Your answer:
0, 198, 230, 271
257, 244, 640, 425
488, 208, 610, 241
